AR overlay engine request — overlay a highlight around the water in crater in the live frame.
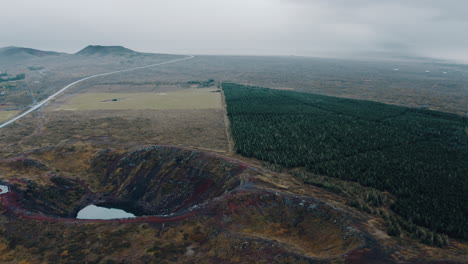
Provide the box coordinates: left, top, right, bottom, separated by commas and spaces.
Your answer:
77, 204, 136, 220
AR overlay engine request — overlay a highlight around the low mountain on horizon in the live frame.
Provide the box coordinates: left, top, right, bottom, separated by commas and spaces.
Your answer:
0, 46, 62, 58
76, 45, 139, 56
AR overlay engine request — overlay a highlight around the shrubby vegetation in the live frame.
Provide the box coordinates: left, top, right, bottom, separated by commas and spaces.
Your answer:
187, 79, 215, 87
0, 73, 25, 82
223, 83, 468, 241
293, 169, 449, 247
27, 66, 44, 71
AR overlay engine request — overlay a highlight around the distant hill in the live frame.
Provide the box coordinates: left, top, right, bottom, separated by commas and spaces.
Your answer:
0, 46, 62, 58
76, 45, 139, 56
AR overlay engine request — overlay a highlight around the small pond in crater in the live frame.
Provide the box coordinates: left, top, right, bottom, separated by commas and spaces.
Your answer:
77, 205, 136, 220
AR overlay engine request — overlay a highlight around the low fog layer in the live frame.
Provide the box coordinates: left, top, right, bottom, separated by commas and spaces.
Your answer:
2, 0, 468, 62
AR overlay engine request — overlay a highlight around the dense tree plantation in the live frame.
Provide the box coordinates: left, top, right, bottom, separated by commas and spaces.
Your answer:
222, 83, 468, 240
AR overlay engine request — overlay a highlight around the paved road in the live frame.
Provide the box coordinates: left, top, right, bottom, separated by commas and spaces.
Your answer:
0, 55, 194, 129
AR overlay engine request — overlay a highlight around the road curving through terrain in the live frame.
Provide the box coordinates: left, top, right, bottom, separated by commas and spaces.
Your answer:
0, 55, 194, 129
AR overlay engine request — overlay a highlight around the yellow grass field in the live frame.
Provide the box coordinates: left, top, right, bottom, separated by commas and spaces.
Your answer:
0, 111, 19, 122
52, 89, 222, 111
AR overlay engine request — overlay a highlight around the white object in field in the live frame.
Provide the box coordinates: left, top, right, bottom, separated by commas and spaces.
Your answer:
0, 185, 9, 194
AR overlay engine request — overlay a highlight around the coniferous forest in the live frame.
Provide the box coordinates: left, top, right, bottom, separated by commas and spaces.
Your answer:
223, 83, 468, 240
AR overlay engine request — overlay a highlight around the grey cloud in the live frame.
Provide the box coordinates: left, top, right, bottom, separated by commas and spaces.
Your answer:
1, 0, 467, 62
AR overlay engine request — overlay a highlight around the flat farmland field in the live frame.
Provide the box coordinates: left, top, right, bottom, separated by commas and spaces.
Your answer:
51, 88, 221, 111
0, 110, 19, 122
0, 109, 229, 158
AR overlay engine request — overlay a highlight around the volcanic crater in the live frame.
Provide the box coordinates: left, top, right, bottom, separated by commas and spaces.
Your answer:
0, 145, 382, 262
4, 146, 251, 219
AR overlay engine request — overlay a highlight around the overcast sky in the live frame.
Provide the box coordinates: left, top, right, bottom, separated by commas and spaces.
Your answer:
2, 0, 468, 62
